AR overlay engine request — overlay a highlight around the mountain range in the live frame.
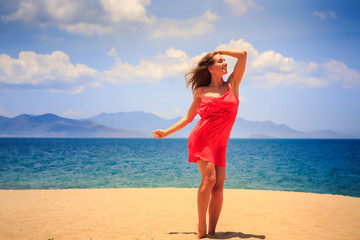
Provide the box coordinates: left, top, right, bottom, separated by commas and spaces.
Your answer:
0, 112, 355, 138
0, 113, 144, 138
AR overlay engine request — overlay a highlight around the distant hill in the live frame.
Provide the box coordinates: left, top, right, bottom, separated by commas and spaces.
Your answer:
90, 111, 354, 139
230, 118, 306, 138
90, 111, 174, 132
0, 112, 355, 138
0, 113, 146, 138
89, 112, 193, 138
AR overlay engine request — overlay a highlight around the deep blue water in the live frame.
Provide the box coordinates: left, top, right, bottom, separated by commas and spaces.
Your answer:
0, 138, 359, 197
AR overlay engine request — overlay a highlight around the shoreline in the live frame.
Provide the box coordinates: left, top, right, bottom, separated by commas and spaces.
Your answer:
1, 187, 359, 198
1, 188, 359, 240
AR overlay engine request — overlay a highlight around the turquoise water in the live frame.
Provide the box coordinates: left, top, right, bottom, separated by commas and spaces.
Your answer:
0, 138, 359, 197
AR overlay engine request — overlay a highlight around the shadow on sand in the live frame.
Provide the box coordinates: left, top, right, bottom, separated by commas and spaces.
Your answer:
169, 231, 265, 239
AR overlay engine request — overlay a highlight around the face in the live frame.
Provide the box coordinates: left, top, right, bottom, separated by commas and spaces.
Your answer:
209, 54, 227, 75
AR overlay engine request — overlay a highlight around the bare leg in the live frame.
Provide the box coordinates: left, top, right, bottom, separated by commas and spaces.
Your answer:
208, 166, 226, 235
197, 160, 216, 239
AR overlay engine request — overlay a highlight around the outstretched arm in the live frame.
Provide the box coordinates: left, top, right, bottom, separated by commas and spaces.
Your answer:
152, 88, 202, 139
218, 49, 247, 97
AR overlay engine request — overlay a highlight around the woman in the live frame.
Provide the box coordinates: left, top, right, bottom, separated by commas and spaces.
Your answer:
152, 49, 247, 239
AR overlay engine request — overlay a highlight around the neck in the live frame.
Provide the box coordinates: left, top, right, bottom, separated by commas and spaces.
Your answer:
210, 75, 224, 89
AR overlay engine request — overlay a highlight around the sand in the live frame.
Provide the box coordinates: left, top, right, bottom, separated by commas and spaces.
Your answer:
0, 188, 359, 240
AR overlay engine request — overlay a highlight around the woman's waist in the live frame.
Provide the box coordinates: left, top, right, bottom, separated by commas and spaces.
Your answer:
199, 111, 237, 120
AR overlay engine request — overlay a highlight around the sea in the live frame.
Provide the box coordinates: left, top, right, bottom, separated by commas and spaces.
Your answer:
0, 138, 359, 197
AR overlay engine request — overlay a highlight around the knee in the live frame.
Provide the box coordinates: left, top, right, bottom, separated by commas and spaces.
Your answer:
211, 184, 224, 197
203, 174, 216, 188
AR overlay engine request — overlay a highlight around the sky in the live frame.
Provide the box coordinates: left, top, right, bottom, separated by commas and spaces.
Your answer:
0, 0, 359, 136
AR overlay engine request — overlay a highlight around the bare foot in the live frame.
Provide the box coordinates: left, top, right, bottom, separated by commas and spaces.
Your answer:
197, 231, 206, 239
197, 224, 206, 239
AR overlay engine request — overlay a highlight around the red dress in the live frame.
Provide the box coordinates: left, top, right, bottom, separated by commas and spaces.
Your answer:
188, 83, 239, 167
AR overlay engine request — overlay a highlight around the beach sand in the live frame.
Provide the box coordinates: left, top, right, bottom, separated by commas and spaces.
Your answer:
0, 188, 359, 240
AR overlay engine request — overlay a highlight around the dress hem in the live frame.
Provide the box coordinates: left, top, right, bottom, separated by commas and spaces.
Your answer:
188, 154, 226, 167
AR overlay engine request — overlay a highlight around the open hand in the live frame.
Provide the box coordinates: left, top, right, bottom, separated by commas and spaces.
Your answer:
152, 129, 167, 139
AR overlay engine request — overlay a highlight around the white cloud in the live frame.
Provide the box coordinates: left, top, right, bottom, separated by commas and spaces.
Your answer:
0, 105, 10, 117
252, 50, 296, 72
59, 23, 113, 36
149, 10, 219, 39
2, 0, 152, 36
239, 95, 247, 102
0, 51, 100, 92
2, 0, 36, 22
224, 0, 263, 16
216, 39, 360, 88
2, 0, 97, 23
1, 39, 358, 92
101, 0, 151, 23
33, 34, 63, 42
173, 107, 184, 116
322, 60, 360, 88
152, 107, 184, 119
2, 0, 217, 38
313, 10, 338, 21
64, 109, 84, 117
103, 47, 191, 84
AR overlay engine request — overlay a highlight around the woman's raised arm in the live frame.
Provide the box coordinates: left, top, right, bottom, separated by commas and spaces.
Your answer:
219, 49, 247, 95
152, 87, 202, 139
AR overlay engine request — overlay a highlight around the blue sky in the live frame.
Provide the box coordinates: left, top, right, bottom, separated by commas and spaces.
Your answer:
0, 0, 359, 136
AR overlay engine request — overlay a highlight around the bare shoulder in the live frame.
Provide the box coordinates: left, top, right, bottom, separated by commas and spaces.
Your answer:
194, 87, 202, 99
